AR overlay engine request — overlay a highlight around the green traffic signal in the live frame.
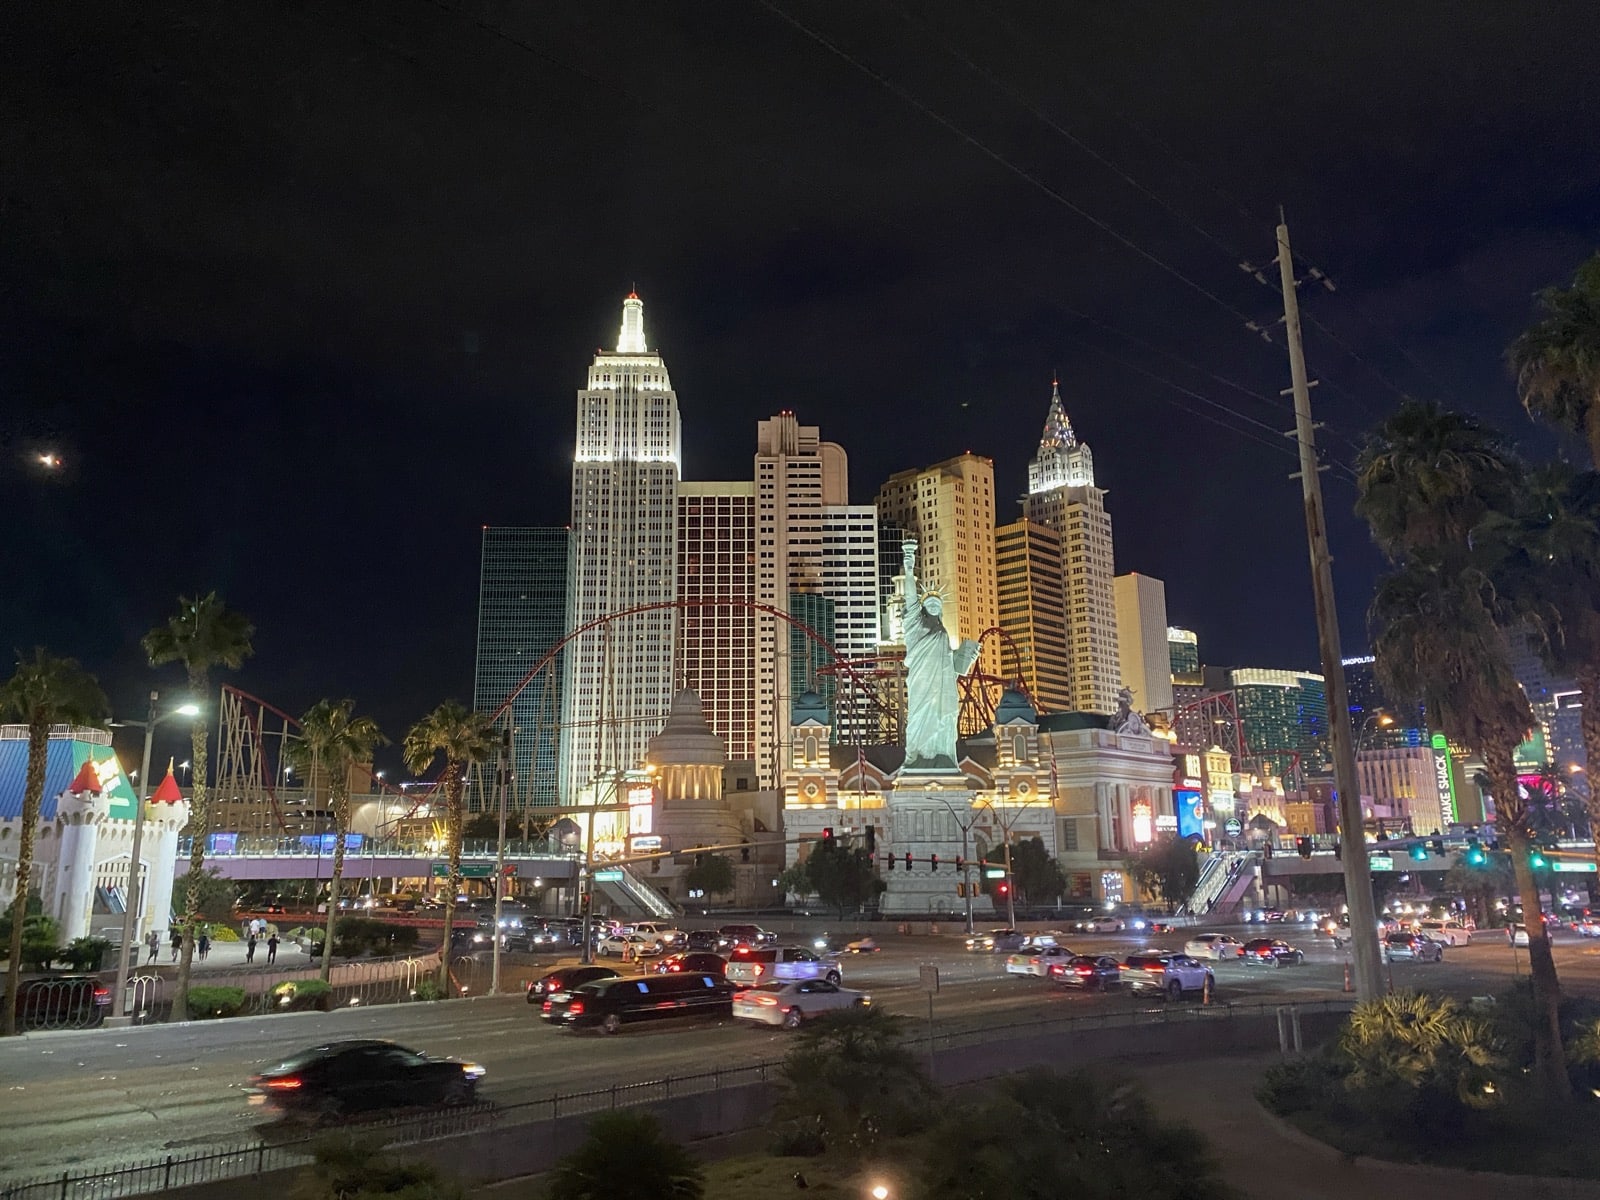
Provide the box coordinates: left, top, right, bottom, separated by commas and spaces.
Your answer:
1531, 850, 1548, 870
1466, 838, 1487, 866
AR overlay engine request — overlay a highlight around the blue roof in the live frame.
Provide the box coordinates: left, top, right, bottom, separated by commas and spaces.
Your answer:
0, 736, 136, 822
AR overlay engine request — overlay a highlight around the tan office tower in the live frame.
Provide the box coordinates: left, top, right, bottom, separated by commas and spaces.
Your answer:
995, 519, 1072, 714
875, 453, 1001, 727
1114, 572, 1174, 716
1024, 380, 1120, 714
677, 482, 757, 768
754, 413, 880, 785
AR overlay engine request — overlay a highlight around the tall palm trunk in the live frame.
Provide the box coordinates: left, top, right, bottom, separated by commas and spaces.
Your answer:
174, 673, 210, 1022
1577, 666, 1600, 864
1489, 753, 1571, 1100
2, 721, 48, 1037
436, 766, 464, 995
320, 781, 348, 984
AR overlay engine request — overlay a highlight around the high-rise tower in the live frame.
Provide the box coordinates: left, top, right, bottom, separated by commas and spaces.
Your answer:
559, 294, 682, 806
676, 482, 758, 768
1024, 380, 1121, 714
994, 518, 1072, 713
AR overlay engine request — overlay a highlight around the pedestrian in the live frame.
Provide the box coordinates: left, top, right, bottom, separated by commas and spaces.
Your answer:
246, 933, 258, 964
198, 931, 211, 961
169, 928, 182, 962
146, 929, 159, 964
266, 933, 279, 965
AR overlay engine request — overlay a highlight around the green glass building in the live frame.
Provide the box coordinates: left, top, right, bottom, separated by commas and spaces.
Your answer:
473, 527, 569, 810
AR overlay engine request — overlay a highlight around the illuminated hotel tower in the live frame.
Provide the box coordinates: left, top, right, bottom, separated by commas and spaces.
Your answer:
1024, 380, 1121, 715
559, 294, 682, 805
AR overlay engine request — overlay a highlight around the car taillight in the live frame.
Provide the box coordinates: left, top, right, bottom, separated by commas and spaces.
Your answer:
264, 1077, 303, 1090
751, 965, 763, 977
754, 995, 779, 1006
1145, 964, 1164, 972
92, 986, 110, 1004
541, 1000, 552, 1013
568, 1000, 585, 1015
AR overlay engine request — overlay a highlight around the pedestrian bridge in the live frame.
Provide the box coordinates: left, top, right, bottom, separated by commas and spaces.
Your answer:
175, 834, 583, 883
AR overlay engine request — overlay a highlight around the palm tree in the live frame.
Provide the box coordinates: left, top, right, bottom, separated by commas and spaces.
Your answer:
1509, 252, 1600, 468
142, 593, 254, 1020
1369, 556, 1569, 1097
402, 701, 495, 994
1, 650, 108, 1037
287, 699, 386, 982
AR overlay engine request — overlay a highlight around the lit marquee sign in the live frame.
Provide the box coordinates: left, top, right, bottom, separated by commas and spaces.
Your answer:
627, 782, 654, 838
1430, 733, 1458, 828
1131, 799, 1154, 845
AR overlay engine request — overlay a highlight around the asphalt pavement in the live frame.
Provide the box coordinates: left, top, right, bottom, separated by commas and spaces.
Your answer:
2, 920, 1594, 1185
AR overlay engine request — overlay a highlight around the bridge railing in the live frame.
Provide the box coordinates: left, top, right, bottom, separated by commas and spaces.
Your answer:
177, 834, 582, 860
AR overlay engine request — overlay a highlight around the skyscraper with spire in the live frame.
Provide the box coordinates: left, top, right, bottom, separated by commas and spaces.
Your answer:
559, 294, 682, 806
1024, 380, 1121, 714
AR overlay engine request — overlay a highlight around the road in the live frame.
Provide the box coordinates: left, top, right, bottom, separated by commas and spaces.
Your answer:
1, 921, 1595, 1184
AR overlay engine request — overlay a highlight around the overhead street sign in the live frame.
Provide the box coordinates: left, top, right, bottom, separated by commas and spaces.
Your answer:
984, 868, 1006, 879
593, 868, 625, 883
1552, 860, 1598, 873
432, 863, 495, 878
1367, 855, 1394, 871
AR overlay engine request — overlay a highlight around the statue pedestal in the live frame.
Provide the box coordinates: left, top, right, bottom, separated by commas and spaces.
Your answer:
880, 778, 994, 919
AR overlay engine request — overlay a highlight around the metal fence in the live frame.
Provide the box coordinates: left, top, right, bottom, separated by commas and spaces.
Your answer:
0, 1000, 1346, 1200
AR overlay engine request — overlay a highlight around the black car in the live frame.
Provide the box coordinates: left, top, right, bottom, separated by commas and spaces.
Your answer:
654, 952, 727, 976
542, 973, 733, 1034
716, 924, 776, 950
14, 975, 111, 1029
503, 920, 577, 952
1242, 938, 1305, 966
1047, 954, 1122, 990
683, 929, 721, 951
247, 1040, 484, 1119
527, 965, 619, 1004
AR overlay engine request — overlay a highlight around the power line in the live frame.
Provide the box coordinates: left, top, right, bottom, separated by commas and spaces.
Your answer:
754, 0, 1261, 331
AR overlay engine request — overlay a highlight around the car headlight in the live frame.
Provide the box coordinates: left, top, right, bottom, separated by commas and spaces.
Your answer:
461, 1063, 486, 1079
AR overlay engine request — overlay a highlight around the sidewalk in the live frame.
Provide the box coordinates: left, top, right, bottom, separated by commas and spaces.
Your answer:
1127, 1053, 1600, 1200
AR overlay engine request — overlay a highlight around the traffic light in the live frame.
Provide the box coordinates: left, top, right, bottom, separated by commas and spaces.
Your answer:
1296, 837, 1312, 860
955, 855, 965, 872
956, 882, 966, 897
905, 851, 914, 872
930, 853, 939, 872
1332, 841, 1341, 860
1531, 848, 1548, 870
1431, 836, 1445, 854
1466, 838, 1487, 866
1409, 843, 1429, 862
579, 891, 591, 914
863, 825, 876, 854
822, 827, 835, 850
886, 854, 894, 872
996, 881, 1010, 897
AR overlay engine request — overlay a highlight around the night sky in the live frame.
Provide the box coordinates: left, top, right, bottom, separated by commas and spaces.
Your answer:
4, 4, 1599, 773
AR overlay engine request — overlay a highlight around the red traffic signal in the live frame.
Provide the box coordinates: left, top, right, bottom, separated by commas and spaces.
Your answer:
996, 881, 1010, 896
905, 851, 914, 872
822, 827, 835, 848
930, 854, 939, 872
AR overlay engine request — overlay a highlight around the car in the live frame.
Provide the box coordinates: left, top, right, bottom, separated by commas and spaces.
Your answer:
1123, 951, 1214, 999
1415, 920, 1472, 947
965, 928, 1028, 953
684, 929, 721, 951
725, 946, 842, 987
14, 975, 111, 1030
654, 952, 727, 976
597, 933, 663, 958
1047, 955, 1121, 990
247, 1040, 484, 1118
1383, 932, 1443, 963
1184, 934, 1245, 961
527, 965, 619, 1004
716, 924, 776, 950
1241, 938, 1305, 967
1005, 945, 1078, 977
1263, 909, 1286, 923
542, 973, 733, 1033
1508, 924, 1531, 947
1574, 918, 1600, 939
628, 922, 686, 950
732, 979, 871, 1028
1075, 915, 1126, 934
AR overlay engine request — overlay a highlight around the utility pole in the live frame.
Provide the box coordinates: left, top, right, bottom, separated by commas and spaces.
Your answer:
1275, 215, 1382, 1002
489, 729, 510, 996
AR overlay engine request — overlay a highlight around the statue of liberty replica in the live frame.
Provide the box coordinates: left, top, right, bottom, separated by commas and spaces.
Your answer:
900, 538, 981, 771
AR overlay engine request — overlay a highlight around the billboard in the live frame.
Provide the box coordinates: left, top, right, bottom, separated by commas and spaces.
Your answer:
1175, 788, 1205, 840
1430, 733, 1457, 830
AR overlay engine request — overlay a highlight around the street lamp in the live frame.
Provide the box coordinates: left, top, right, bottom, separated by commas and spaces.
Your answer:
110, 692, 200, 1022
930, 795, 977, 934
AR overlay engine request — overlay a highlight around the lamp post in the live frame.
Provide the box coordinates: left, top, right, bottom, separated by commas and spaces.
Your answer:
975, 797, 1036, 929
490, 730, 510, 996
930, 795, 976, 934
110, 692, 199, 1022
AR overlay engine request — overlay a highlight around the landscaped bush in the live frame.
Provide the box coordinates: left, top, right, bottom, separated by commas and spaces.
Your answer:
58, 936, 111, 971
187, 986, 247, 1019
205, 924, 241, 942
332, 916, 417, 958
412, 977, 443, 1002
270, 979, 333, 1012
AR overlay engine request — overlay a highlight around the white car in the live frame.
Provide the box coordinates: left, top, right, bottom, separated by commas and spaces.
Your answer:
1184, 934, 1245, 960
725, 946, 842, 987
1075, 916, 1126, 934
732, 979, 870, 1028
1508, 924, 1531, 948
1005, 945, 1077, 977
1124, 951, 1215, 999
627, 922, 684, 949
597, 933, 662, 958
1415, 920, 1472, 947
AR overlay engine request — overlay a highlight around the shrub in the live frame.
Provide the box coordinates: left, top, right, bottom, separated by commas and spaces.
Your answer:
58, 936, 111, 971
546, 1111, 704, 1200
270, 979, 333, 1012
187, 986, 247, 1019
206, 924, 241, 942
289, 1133, 463, 1200
412, 978, 443, 1002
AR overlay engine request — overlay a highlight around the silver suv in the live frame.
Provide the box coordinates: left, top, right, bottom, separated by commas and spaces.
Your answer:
1123, 951, 1214, 1000
725, 946, 842, 987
